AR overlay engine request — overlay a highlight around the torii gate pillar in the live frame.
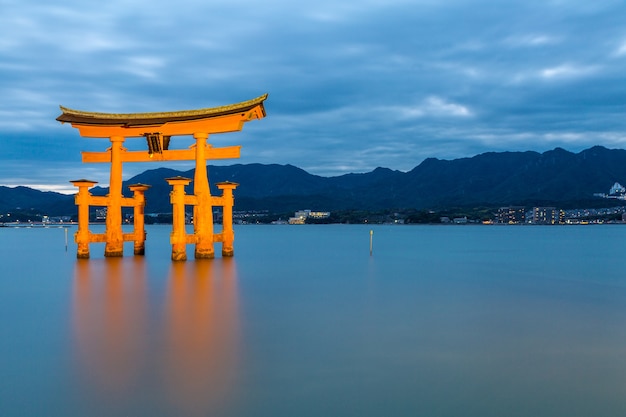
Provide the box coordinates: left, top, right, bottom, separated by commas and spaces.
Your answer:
192, 132, 214, 259
105, 135, 125, 257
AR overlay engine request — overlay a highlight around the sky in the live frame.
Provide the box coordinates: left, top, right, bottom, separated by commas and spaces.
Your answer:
1, 0, 626, 193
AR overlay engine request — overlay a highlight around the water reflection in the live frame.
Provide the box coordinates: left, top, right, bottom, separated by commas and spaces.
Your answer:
73, 257, 148, 404
164, 259, 240, 416
73, 258, 240, 416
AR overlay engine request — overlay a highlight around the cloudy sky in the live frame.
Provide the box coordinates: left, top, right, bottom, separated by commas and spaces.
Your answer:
2, 0, 626, 192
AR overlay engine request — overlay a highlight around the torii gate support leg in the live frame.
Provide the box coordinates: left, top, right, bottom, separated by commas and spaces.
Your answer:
129, 184, 150, 255
167, 177, 191, 261
216, 182, 238, 257
71, 180, 98, 259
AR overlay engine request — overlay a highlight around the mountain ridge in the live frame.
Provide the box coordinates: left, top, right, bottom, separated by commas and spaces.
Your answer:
2, 146, 626, 216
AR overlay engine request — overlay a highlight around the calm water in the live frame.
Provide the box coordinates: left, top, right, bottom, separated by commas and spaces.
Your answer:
1, 224, 626, 416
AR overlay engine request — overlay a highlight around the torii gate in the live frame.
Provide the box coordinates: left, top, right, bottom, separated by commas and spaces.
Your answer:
57, 94, 268, 260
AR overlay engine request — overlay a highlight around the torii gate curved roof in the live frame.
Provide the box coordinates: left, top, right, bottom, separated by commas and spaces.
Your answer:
56, 94, 268, 137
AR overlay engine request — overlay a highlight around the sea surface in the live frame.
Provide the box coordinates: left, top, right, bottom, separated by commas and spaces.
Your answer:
1, 224, 626, 417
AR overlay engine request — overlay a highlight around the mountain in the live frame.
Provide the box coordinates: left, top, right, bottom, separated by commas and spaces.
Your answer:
3, 146, 626, 217
0, 186, 76, 216
398, 146, 626, 207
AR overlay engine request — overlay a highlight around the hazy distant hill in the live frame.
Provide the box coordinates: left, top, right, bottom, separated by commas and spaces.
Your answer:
2, 146, 626, 216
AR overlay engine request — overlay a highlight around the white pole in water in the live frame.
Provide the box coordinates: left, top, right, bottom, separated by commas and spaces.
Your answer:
369, 229, 373, 256
65, 227, 68, 252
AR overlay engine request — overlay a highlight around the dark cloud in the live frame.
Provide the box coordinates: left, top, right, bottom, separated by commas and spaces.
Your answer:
1, 0, 625, 192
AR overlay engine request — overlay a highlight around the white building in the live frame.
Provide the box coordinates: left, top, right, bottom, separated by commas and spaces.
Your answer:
610, 182, 626, 196
288, 209, 330, 224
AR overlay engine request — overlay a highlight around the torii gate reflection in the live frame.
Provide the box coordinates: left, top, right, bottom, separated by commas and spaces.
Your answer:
57, 94, 267, 260
73, 257, 240, 415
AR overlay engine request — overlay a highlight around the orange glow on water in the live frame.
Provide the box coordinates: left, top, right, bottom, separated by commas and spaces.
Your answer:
73, 257, 148, 402
72, 257, 240, 415
164, 259, 240, 416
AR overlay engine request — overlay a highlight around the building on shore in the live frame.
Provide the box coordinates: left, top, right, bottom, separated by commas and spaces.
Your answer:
288, 209, 330, 224
531, 207, 559, 224
497, 206, 526, 224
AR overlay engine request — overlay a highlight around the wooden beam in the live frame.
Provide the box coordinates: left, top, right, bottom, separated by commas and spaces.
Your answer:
88, 233, 107, 243
184, 195, 199, 206
71, 113, 251, 138
82, 145, 241, 163
88, 196, 109, 206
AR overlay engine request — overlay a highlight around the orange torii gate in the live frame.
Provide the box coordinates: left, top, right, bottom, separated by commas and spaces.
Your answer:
57, 94, 268, 260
